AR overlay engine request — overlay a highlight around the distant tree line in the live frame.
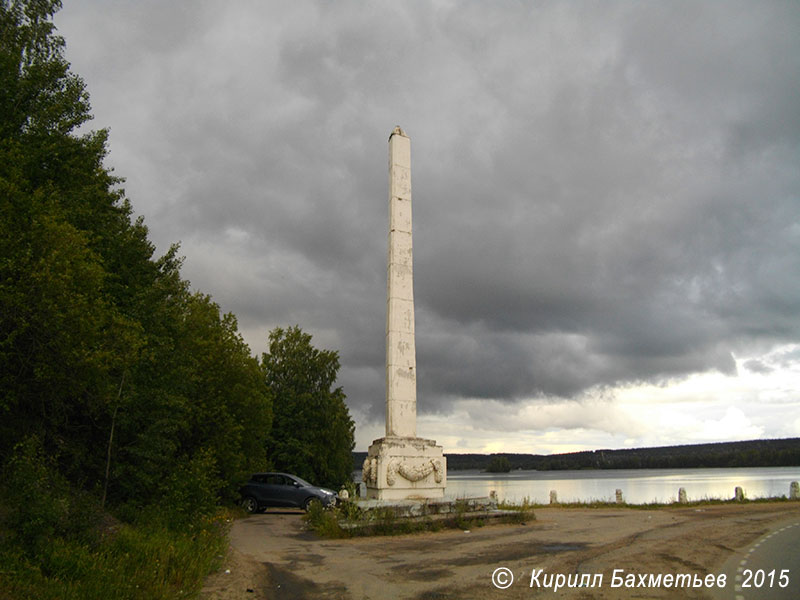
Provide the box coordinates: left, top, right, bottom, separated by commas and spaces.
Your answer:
354, 438, 800, 472
485, 456, 512, 473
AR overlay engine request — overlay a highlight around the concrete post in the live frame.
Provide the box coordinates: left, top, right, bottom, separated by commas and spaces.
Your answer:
790, 481, 799, 500
550, 490, 558, 504
615, 489, 624, 504
678, 487, 687, 504
734, 486, 744, 501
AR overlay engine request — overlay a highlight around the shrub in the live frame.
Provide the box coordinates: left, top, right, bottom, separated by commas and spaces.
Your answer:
155, 449, 222, 530
1, 437, 104, 556
303, 501, 344, 538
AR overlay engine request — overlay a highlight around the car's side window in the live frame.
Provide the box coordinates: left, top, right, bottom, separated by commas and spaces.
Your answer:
265, 474, 282, 485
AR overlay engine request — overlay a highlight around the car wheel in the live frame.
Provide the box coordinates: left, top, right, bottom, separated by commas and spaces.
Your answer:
242, 496, 259, 513
303, 497, 321, 512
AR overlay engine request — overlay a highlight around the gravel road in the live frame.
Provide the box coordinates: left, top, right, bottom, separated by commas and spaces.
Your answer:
200, 502, 800, 600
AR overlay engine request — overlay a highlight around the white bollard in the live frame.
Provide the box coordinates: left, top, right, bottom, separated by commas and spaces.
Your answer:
790, 481, 799, 500
678, 487, 687, 504
549, 490, 558, 504
615, 489, 624, 504
734, 486, 744, 501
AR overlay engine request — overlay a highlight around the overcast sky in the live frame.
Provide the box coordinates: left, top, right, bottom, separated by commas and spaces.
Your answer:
56, 1, 800, 454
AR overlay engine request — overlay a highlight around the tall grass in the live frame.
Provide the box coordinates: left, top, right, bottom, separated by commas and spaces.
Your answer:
0, 511, 229, 600
0, 438, 229, 600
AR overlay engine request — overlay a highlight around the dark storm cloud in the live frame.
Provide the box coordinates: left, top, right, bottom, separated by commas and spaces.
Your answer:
412, 1, 800, 407
56, 1, 800, 423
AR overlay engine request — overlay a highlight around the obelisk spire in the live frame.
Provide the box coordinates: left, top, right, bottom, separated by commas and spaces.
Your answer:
364, 127, 446, 500
386, 125, 416, 438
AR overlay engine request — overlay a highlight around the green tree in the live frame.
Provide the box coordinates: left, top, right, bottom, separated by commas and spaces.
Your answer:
486, 455, 512, 473
1, 0, 273, 514
0, 0, 91, 140
107, 287, 273, 510
0, 0, 145, 481
261, 326, 355, 489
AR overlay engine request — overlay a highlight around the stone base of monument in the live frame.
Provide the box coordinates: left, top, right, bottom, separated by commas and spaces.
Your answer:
340, 496, 510, 531
362, 436, 447, 501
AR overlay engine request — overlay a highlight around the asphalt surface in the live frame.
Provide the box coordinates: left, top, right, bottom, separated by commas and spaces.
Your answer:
713, 518, 800, 600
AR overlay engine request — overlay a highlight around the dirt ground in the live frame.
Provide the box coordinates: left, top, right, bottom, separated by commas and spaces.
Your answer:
199, 502, 800, 600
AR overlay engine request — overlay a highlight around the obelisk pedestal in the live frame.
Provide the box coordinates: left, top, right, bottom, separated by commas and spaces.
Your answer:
363, 127, 446, 501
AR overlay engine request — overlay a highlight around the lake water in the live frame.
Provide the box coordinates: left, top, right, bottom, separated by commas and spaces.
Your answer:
443, 467, 800, 504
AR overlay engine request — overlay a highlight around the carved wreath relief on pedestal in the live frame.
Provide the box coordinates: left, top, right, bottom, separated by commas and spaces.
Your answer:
363, 456, 443, 487
386, 459, 443, 486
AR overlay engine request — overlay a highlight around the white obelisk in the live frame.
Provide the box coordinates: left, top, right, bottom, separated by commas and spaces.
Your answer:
386, 126, 416, 438
363, 127, 446, 501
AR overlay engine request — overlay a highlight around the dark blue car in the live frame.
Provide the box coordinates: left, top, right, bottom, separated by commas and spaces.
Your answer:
239, 472, 338, 513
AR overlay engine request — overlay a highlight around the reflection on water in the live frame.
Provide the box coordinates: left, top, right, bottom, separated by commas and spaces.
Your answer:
444, 467, 800, 504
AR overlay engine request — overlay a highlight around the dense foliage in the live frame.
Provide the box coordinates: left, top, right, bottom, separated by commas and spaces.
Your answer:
0, 434, 229, 600
0, 0, 273, 518
1, 2, 356, 595
262, 326, 355, 490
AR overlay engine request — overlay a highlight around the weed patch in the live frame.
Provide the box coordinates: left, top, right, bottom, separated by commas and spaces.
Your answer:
0, 510, 229, 600
0, 440, 231, 599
